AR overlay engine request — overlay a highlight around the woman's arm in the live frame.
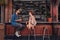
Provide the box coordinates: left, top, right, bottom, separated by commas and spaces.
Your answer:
31, 16, 37, 26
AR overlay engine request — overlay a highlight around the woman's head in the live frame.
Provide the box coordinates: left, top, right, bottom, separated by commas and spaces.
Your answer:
29, 10, 33, 16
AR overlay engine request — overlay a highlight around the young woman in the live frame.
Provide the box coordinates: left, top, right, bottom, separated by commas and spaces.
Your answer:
27, 10, 37, 30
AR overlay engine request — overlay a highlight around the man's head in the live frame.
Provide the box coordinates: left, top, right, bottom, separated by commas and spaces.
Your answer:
15, 7, 22, 14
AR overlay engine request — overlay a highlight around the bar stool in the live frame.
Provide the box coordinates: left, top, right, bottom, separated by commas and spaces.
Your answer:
43, 26, 50, 40
28, 27, 36, 40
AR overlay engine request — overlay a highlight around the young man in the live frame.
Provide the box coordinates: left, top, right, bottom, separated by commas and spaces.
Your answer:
11, 7, 25, 37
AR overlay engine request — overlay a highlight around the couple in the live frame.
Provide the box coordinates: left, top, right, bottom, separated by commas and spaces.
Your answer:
11, 7, 37, 37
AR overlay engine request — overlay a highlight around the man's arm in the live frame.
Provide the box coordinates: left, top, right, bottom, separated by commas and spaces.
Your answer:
15, 19, 22, 22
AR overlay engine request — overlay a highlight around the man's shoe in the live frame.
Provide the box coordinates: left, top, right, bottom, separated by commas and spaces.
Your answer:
15, 31, 21, 37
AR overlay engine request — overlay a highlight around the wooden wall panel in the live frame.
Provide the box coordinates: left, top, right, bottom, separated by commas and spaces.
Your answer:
54, 24, 60, 36
35, 24, 52, 36
50, 0, 58, 22
0, 24, 4, 40
6, 25, 15, 36
5, 24, 52, 36
0, 29, 4, 40
5, 0, 12, 23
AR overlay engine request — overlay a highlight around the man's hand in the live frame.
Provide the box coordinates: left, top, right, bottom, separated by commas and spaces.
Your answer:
16, 19, 22, 22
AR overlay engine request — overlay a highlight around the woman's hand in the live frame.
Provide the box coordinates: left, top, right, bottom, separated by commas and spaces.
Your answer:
26, 21, 29, 24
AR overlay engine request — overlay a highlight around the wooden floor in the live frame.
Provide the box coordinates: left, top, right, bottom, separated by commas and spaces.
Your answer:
4, 36, 60, 40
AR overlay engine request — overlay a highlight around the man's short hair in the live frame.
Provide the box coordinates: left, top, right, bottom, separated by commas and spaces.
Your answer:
15, 6, 21, 12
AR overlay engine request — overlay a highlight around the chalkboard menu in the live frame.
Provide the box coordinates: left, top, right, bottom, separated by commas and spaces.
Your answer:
13, 1, 51, 23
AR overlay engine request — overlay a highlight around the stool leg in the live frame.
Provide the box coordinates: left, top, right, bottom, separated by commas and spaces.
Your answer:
43, 27, 50, 40
34, 28, 36, 40
48, 30, 50, 40
48, 36, 50, 40
28, 29, 30, 40
43, 28, 45, 40
28, 33, 30, 40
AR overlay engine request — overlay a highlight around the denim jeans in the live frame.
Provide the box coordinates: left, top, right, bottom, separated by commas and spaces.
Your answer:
12, 23, 26, 31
